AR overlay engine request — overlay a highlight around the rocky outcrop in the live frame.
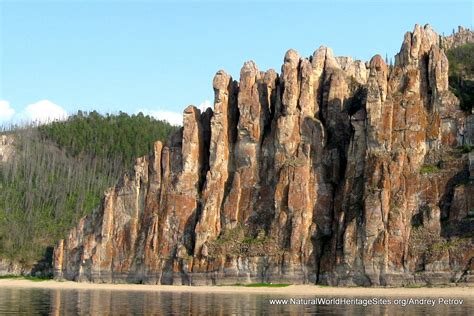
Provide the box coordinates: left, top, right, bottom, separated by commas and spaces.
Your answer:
55, 25, 474, 286
0, 135, 14, 163
0, 259, 28, 276
441, 26, 474, 50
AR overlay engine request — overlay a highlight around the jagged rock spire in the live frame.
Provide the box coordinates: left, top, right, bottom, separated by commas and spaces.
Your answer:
54, 25, 473, 287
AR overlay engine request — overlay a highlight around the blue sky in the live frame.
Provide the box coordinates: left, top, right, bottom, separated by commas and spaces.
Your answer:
0, 0, 472, 125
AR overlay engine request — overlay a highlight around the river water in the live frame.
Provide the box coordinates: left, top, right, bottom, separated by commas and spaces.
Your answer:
0, 287, 472, 315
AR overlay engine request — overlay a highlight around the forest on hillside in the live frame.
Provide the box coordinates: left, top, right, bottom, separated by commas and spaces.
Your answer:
447, 42, 474, 112
0, 42, 472, 271
0, 112, 179, 267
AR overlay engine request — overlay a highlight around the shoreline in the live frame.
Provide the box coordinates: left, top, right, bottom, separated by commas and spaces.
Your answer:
0, 279, 473, 297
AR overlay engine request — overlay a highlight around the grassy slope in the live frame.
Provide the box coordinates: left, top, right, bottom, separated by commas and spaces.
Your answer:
0, 111, 179, 266
446, 43, 474, 112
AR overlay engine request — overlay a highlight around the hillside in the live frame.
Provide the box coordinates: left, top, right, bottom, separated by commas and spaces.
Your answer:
0, 112, 178, 272
54, 25, 474, 287
38, 111, 178, 168
447, 42, 474, 112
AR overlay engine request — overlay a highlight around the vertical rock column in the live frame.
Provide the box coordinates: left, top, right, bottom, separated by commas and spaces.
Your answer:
140, 141, 163, 282
156, 106, 205, 261
361, 55, 392, 285
272, 50, 302, 252
385, 24, 434, 283
271, 50, 318, 282
222, 61, 268, 226
99, 156, 150, 281
194, 71, 237, 256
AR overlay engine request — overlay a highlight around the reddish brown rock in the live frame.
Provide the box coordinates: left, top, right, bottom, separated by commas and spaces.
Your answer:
194, 70, 237, 255
54, 25, 474, 287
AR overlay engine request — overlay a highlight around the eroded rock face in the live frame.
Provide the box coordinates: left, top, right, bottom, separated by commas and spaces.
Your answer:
55, 25, 474, 286
0, 259, 29, 276
441, 26, 474, 50
0, 135, 14, 163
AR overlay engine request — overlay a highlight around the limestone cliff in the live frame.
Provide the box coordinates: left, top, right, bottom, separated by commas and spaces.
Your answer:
55, 25, 474, 286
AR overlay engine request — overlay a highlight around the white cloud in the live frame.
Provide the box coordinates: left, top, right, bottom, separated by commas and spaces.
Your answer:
198, 100, 212, 112
139, 101, 213, 127
0, 100, 15, 123
139, 109, 183, 126
21, 100, 68, 124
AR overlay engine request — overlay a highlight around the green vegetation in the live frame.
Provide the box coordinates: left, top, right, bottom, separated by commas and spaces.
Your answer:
457, 144, 473, 153
430, 238, 465, 253
220, 283, 291, 288
446, 145, 473, 161
446, 43, 474, 112
409, 226, 470, 261
38, 111, 179, 169
0, 111, 178, 265
419, 164, 441, 174
244, 283, 291, 288
0, 275, 50, 282
207, 225, 280, 258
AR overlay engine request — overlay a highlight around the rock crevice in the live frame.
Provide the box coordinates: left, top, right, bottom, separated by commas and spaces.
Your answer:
54, 25, 474, 286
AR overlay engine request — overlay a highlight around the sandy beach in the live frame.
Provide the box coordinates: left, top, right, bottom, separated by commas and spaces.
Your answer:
0, 279, 472, 298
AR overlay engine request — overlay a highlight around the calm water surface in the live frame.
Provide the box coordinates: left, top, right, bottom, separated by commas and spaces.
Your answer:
0, 287, 472, 315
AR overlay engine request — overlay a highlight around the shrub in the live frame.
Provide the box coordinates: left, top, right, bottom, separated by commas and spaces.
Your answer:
419, 164, 441, 174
